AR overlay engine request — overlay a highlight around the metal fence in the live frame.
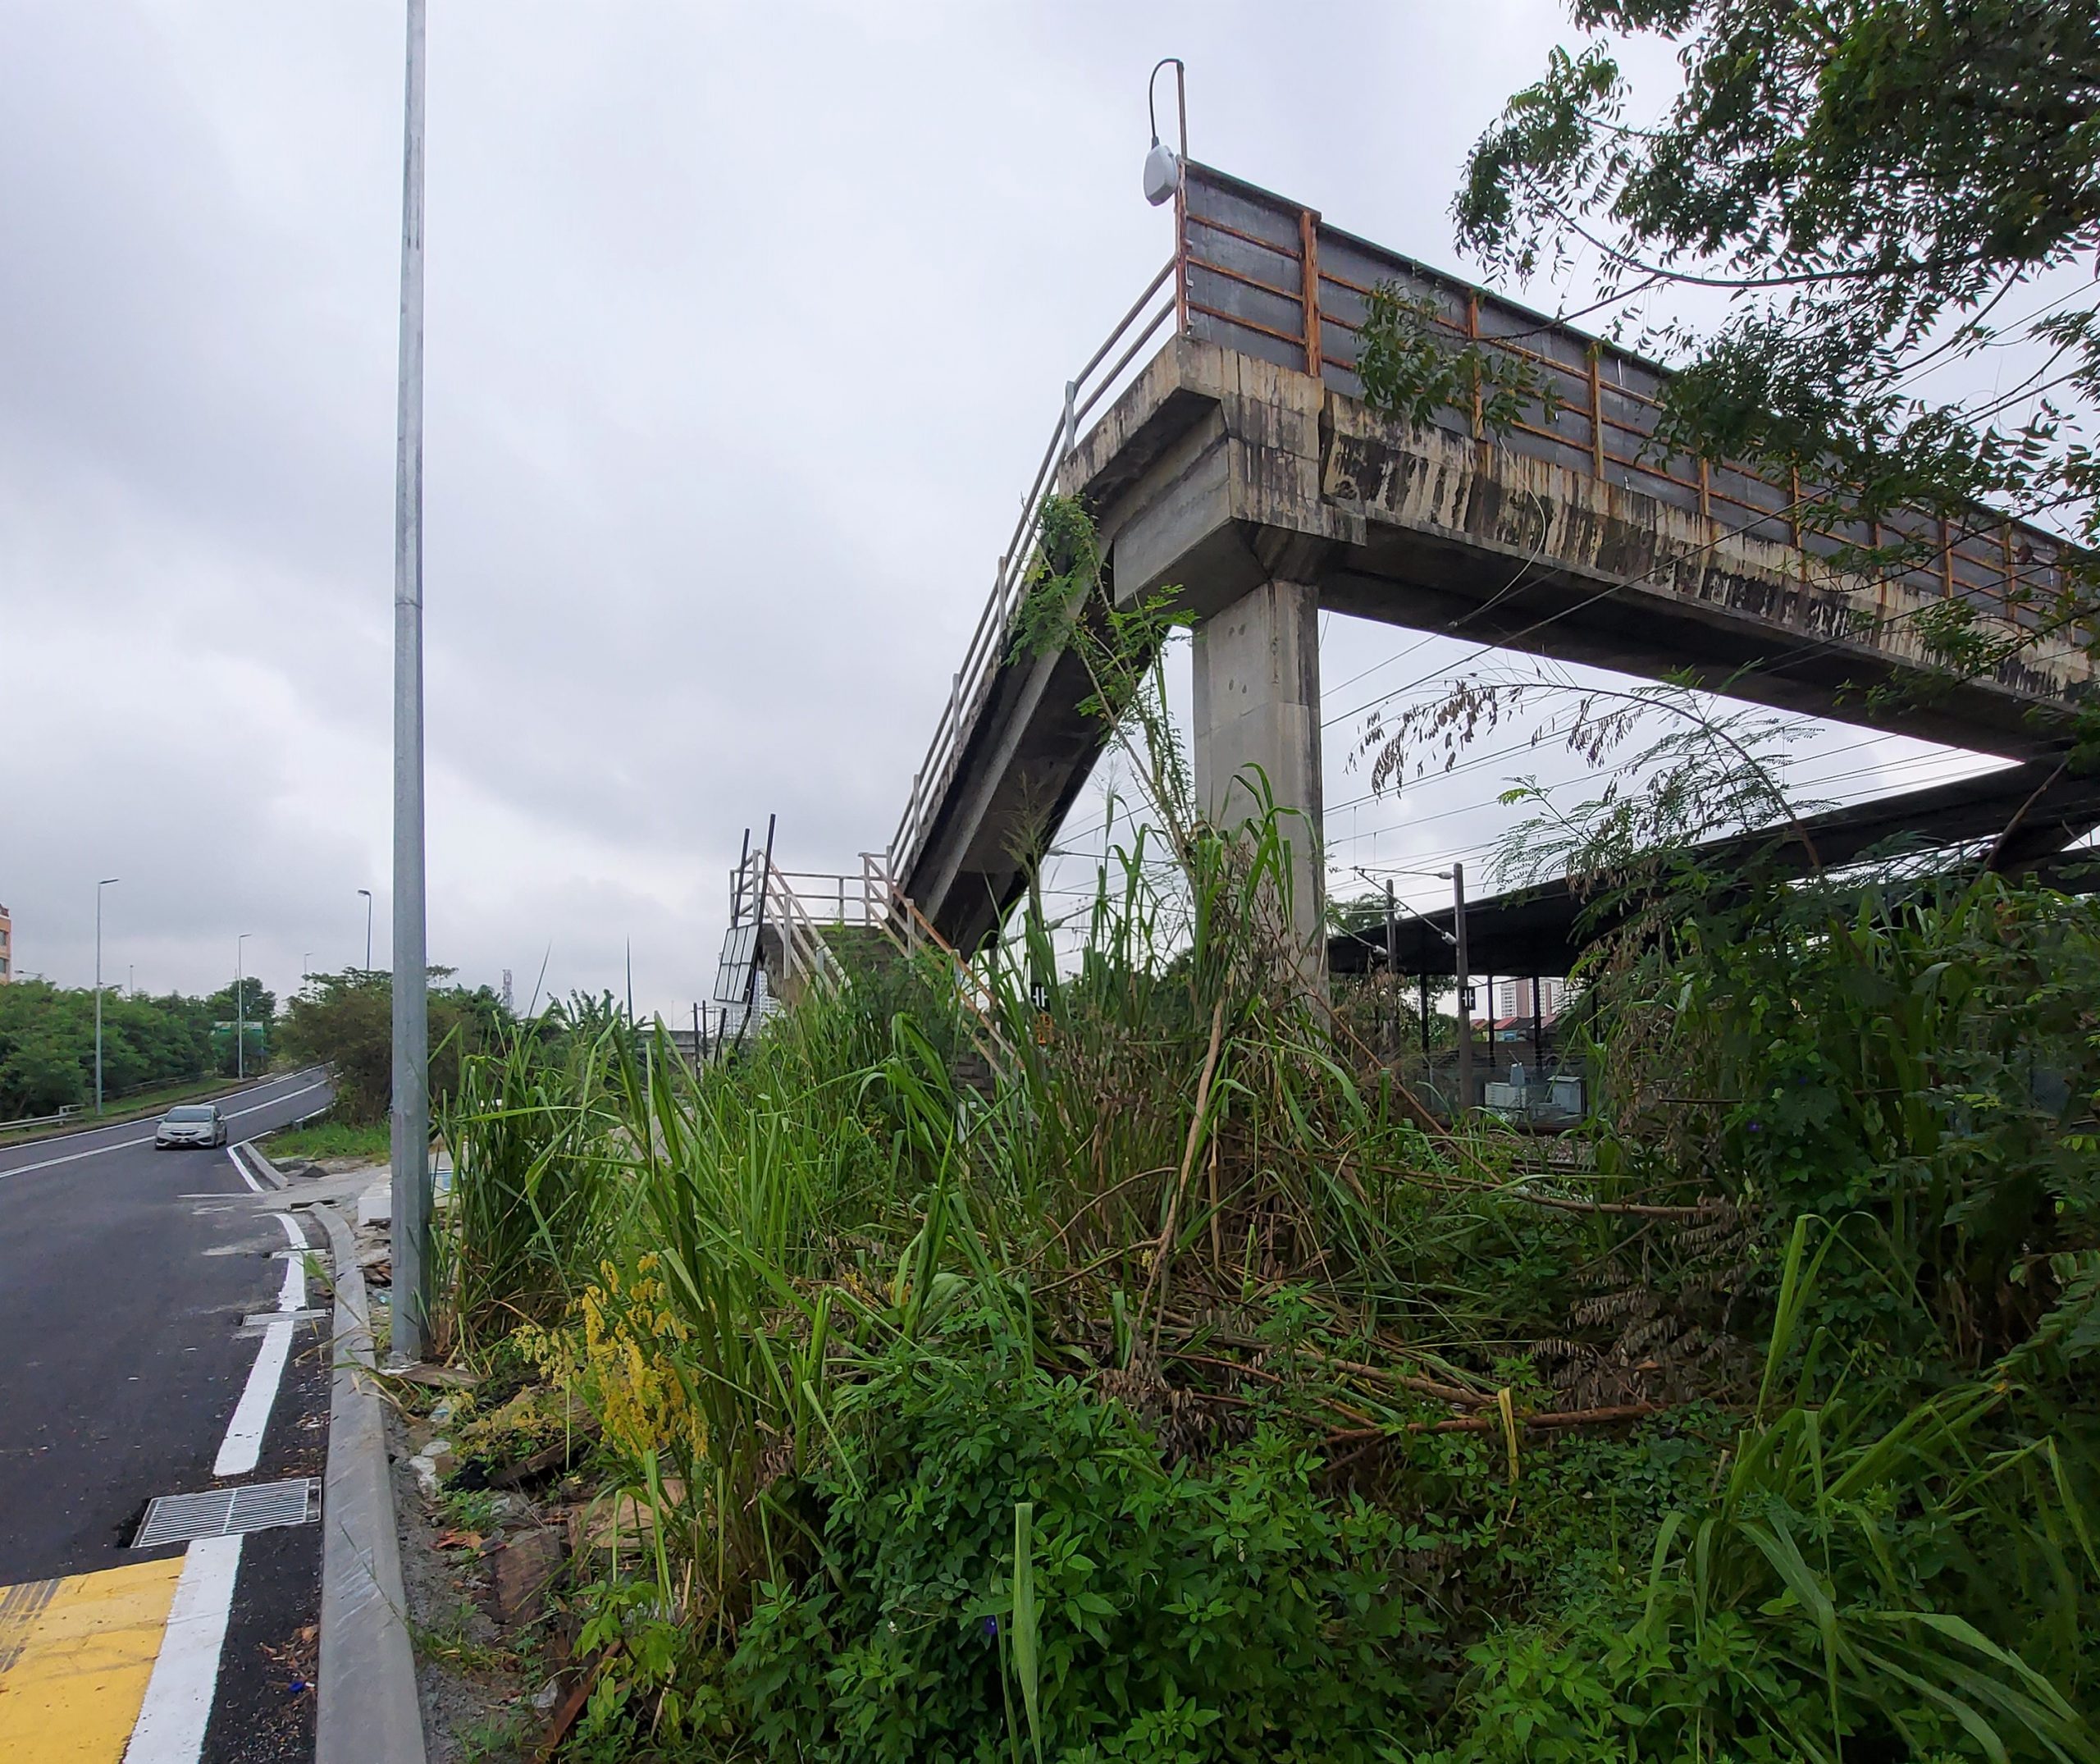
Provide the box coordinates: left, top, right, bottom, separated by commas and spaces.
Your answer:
1177, 161, 2072, 628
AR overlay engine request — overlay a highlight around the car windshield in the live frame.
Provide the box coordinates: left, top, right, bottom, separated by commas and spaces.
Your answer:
166, 1106, 215, 1122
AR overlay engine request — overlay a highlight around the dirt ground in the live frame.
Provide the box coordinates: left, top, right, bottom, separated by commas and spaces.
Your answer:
387, 1405, 550, 1763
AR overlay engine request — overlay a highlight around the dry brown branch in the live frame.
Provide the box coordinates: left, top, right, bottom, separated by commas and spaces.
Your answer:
1323, 1401, 1663, 1446
1504, 1190, 1732, 1220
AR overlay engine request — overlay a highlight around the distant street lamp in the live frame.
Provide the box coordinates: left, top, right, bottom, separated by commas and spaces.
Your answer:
94, 877, 119, 1113
235, 932, 253, 1081
358, 889, 373, 974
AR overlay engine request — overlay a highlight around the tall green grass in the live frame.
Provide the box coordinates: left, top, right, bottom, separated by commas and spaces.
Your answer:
432, 758, 2100, 1755
439, 1016, 628, 1360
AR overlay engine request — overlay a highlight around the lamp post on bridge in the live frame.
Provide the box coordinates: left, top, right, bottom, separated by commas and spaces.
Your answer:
1143, 58, 1187, 206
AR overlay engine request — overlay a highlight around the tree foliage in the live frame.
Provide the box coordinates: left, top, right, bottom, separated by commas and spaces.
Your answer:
1385, 1, 2099, 698
277, 967, 509, 1125
0, 979, 264, 1117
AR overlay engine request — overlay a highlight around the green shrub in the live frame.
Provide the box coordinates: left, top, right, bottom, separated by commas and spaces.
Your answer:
733, 1324, 1431, 1764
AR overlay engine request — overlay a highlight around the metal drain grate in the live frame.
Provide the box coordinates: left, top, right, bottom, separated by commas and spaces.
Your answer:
135, 1478, 320, 1547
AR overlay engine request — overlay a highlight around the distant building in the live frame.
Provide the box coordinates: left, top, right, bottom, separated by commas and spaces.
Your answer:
1493, 976, 1562, 1021
0, 902, 11, 981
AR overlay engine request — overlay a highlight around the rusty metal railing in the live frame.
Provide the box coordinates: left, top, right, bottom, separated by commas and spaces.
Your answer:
1175, 161, 2075, 629
735, 852, 1012, 1067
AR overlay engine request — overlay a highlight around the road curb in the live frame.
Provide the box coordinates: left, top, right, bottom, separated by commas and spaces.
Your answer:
310, 1198, 427, 1764
235, 1141, 290, 1190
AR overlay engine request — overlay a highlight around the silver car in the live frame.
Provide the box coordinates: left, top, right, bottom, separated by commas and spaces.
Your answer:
155, 1103, 228, 1149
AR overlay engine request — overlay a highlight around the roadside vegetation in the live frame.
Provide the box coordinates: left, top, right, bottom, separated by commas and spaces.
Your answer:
0, 976, 273, 1121
276, 967, 510, 1125
415, 811, 2100, 1762
260, 1117, 392, 1164
405, 501, 2100, 1762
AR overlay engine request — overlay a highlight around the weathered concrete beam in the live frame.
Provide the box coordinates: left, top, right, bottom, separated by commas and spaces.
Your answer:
902, 331, 2089, 953
1080, 336, 2087, 760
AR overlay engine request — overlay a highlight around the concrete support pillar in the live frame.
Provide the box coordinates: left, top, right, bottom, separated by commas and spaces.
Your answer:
1191, 578, 1325, 984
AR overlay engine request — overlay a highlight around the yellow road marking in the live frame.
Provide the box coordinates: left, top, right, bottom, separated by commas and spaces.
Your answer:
0, 1558, 185, 1760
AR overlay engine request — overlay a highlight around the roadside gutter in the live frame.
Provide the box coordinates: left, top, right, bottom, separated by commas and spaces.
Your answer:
284, 1149, 427, 1764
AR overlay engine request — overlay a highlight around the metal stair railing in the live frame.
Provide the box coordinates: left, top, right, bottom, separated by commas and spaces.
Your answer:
746, 853, 1016, 1077
888, 256, 1179, 889
729, 851, 845, 1002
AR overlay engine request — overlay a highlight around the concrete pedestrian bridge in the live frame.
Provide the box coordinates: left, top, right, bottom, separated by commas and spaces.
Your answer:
888, 162, 2092, 957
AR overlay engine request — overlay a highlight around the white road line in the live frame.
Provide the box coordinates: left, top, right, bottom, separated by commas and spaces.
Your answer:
277, 1218, 308, 1312
212, 1213, 308, 1478
227, 1145, 263, 1194
0, 1076, 328, 1181
225, 1080, 329, 1122
120, 1533, 244, 1764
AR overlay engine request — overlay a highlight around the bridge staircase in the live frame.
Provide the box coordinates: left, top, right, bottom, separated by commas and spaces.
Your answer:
724, 851, 1014, 1089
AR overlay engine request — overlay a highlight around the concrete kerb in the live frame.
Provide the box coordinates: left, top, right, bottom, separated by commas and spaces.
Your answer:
234, 1140, 290, 1190
308, 1195, 427, 1764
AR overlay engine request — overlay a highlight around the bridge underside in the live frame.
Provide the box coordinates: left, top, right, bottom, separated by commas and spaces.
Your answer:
906, 335, 2088, 953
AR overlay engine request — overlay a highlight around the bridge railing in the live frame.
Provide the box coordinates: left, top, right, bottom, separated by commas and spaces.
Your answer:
736, 854, 1013, 1067
1176, 161, 2074, 631
888, 256, 1179, 884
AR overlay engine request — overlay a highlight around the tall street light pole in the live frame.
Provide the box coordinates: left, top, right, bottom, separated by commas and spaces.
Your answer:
235, 933, 252, 1081
390, 0, 433, 1364
358, 888, 373, 975
94, 877, 119, 1113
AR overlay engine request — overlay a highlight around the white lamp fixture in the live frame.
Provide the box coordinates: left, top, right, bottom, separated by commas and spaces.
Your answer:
1144, 139, 1180, 207
1144, 57, 1186, 207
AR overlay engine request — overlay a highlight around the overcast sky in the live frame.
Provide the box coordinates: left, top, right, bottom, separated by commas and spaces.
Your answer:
0, 2, 2002, 1014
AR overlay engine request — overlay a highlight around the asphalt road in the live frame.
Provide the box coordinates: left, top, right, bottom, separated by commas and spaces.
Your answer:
0, 1067, 337, 1762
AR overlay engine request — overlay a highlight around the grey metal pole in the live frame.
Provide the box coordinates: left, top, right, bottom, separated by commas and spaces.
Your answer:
1451, 862, 1472, 1114
94, 877, 117, 1113
1382, 880, 1398, 1054
390, 0, 432, 1365
236, 932, 250, 1081
359, 888, 373, 974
